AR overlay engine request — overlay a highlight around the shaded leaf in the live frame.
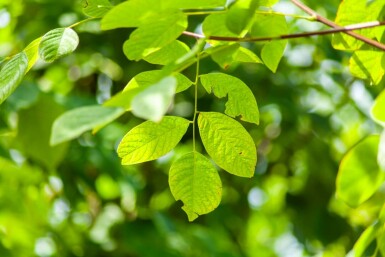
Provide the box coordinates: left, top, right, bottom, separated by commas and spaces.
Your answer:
131, 76, 177, 122
202, 13, 238, 39
336, 135, 385, 207
39, 28, 79, 62
83, 0, 112, 18
169, 151, 222, 221
198, 112, 257, 177
210, 44, 262, 69
226, 0, 259, 35
18, 95, 68, 169
200, 73, 259, 124
50, 105, 125, 145
117, 116, 190, 165
0, 52, 28, 105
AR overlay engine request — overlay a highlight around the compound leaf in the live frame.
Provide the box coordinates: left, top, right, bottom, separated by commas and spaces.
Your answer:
200, 73, 259, 124
117, 116, 190, 165
169, 151, 222, 221
198, 112, 257, 177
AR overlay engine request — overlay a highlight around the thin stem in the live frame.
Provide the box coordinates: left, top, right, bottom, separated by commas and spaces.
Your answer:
192, 52, 200, 152
182, 20, 385, 43
68, 17, 98, 28
290, 0, 385, 51
184, 7, 227, 16
254, 10, 315, 21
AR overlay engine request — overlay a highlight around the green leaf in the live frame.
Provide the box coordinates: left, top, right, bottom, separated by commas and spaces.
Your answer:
210, 44, 262, 69
117, 116, 190, 165
131, 76, 177, 122
50, 105, 125, 145
24, 37, 42, 71
18, 95, 68, 169
200, 73, 259, 124
101, 0, 161, 30
163, 0, 226, 9
371, 88, 385, 126
83, 0, 112, 18
125, 70, 192, 93
349, 51, 385, 85
169, 151, 222, 221
351, 222, 381, 257
39, 28, 79, 62
226, 0, 259, 35
202, 13, 238, 38
332, 0, 385, 50
379, 130, 385, 171
198, 112, 257, 177
336, 135, 385, 207
123, 10, 187, 61
0, 52, 28, 105
251, 14, 288, 72
144, 40, 190, 65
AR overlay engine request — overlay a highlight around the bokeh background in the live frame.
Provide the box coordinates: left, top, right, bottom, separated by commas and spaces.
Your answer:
0, 0, 384, 256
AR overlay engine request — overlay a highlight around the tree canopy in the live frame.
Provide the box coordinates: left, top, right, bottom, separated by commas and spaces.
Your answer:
1, 0, 385, 256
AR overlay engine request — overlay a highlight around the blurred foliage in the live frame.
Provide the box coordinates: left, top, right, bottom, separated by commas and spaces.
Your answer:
1, 0, 385, 256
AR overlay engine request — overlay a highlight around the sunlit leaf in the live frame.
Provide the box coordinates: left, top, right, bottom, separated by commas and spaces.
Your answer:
200, 73, 259, 124
332, 0, 385, 50
336, 135, 385, 207
169, 151, 222, 221
378, 130, 385, 171
144, 40, 190, 65
0, 52, 28, 105
163, 0, 226, 9
125, 70, 192, 93
83, 0, 112, 18
198, 112, 257, 177
349, 51, 385, 85
123, 10, 187, 61
24, 37, 41, 71
350, 222, 381, 257
39, 28, 79, 62
50, 105, 125, 145
117, 116, 190, 165
371, 88, 385, 126
101, 0, 160, 29
251, 14, 288, 72
131, 76, 177, 122
202, 13, 238, 39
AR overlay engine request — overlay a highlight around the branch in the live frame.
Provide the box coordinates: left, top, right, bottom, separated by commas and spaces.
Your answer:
291, 0, 385, 51
182, 20, 385, 43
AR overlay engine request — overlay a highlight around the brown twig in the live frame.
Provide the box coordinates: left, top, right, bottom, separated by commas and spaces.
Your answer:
290, 0, 385, 51
182, 20, 385, 43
